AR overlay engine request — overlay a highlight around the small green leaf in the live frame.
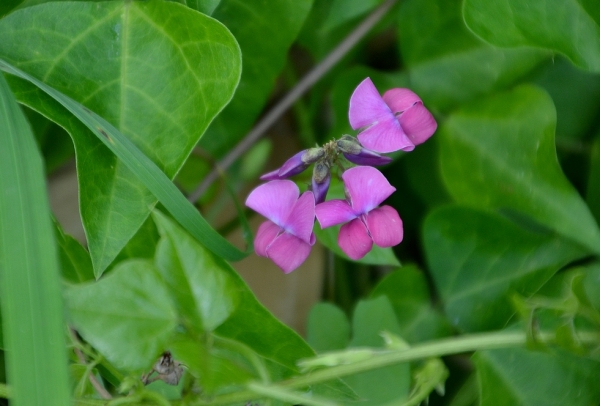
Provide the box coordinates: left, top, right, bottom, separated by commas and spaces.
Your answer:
0, 65, 70, 406
370, 265, 452, 343
55, 221, 95, 284
153, 210, 239, 332
65, 259, 178, 370
344, 296, 410, 405
475, 347, 600, 406
464, 0, 600, 72
307, 303, 351, 352
424, 206, 585, 332
439, 85, 600, 255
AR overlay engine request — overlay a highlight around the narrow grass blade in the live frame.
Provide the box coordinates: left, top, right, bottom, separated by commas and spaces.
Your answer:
0, 59, 252, 262
0, 73, 70, 404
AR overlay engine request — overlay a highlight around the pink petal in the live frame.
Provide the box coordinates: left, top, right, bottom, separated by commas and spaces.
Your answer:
382, 88, 422, 114
266, 232, 312, 273
357, 115, 415, 153
245, 180, 299, 226
315, 199, 356, 228
254, 220, 280, 257
398, 103, 437, 146
338, 218, 373, 260
365, 206, 403, 248
342, 166, 396, 214
348, 78, 393, 130
284, 191, 315, 244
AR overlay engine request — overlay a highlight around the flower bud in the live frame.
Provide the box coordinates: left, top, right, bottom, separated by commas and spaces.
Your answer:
260, 148, 324, 181
312, 162, 331, 204
337, 135, 392, 166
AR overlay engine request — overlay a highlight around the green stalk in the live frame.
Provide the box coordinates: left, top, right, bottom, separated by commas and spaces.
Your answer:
198, 330, 599, 405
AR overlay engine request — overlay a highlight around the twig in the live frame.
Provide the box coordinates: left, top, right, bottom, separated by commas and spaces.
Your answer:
187, 0, 399, 203
69, 328, 113, 400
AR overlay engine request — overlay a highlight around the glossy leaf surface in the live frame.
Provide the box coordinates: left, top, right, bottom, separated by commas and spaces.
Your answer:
0, 1, 241, 275
464, 0, 600, 72
439, 85, 600, 254
424, 206, 585, 332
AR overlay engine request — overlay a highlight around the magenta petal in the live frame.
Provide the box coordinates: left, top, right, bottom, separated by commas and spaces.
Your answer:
342, 166, 396, 214
365, 206, 403, 248
357, 115, 415, 153
382, 88, 422, 113
315, 199, 357, 228
254, 221, 280, 257
245, 180, 299, 226
284, 191, 315, 244
398, 103, 437, 146
349, 78, 393, 130
266, 232, 312, 273
338, 218, 373, 260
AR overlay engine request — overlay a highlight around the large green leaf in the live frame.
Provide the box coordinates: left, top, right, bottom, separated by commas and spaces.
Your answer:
475, 347, 600, 405
55, 222, 95, 284
464, 0, 600, 72
0, 1, 241, 275
423, 206, 585, 332
0, 73, 70, 404
398, 0, 548, 112
370, 266, 452, 343
153, 210, 239, 333
439, 85, 600, 255
198, 0, 313, 157
65, 259, 178, 370
307, 303, 351, 352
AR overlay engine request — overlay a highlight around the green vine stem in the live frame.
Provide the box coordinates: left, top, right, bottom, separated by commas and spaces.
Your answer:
197, 330, 600, 405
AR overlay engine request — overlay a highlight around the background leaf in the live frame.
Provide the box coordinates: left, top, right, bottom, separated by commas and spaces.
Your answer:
307, 303, 351, 352
439, 85, 600, 255
475, 347, 600, 405
424, 206, 585, 332
0, 73, 70, 405
463, 0, 600, 72
199, 0, 314, 157
0, 1, 242, 275
370, 266, 452, 342
399, 0, 548, 112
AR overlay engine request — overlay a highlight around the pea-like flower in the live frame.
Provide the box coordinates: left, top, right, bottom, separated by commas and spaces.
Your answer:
315, 166, 403, 260
245, 180, 316, 273
349, 77, 437, 153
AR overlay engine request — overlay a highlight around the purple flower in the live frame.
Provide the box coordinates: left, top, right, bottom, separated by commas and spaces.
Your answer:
260, 148, 324, 181
315, 166, 403, 260
349, 78, 437, 154
245, 180, 316, 273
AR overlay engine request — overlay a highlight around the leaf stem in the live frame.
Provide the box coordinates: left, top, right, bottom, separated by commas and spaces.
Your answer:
187, 0, 399, 202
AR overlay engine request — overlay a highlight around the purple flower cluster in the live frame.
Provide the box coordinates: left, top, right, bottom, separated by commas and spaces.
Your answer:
245, 78, 437, 273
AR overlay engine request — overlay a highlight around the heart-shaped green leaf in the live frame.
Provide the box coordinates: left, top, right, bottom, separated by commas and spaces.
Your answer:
464, 0, 600, 72
424, 205, 585, 332
0, 1, 241, 275
65, 259, 178, 370
153, 210, 239, 333
439, 85, 600, 254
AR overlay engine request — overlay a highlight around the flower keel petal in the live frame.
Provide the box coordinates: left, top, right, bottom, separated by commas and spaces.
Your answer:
266, 232, 312, 273
254, 221, 280, 257
338, 218, 373, 260
365, 205, 403, 248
